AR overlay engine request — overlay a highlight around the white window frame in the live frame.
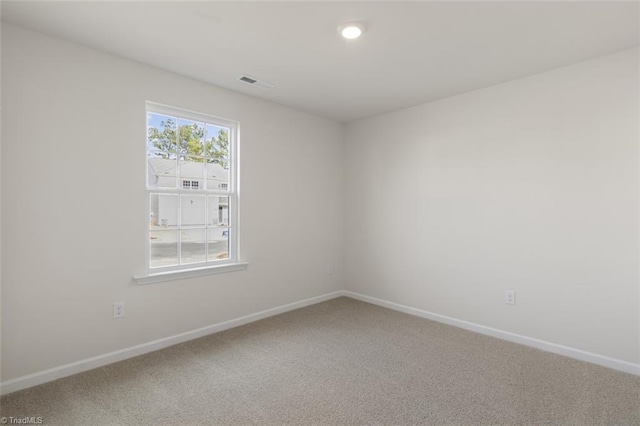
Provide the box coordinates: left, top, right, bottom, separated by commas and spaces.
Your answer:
135, 102, 246, 285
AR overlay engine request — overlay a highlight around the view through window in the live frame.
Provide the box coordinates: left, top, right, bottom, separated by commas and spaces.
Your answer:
146, 103, 238, 270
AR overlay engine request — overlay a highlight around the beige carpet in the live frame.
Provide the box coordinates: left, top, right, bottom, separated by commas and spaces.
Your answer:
1, 297, 638, 425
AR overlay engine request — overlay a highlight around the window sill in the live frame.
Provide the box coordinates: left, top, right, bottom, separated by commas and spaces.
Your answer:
134, 262, 249, 286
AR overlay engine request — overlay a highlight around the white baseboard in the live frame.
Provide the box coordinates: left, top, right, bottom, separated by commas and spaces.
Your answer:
0, 291, 345, 395
3, 289, 637, 395
344, 291, 640, 376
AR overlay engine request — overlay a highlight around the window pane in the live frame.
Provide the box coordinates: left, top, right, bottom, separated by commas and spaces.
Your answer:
205, 124, 230, 169
147, 113, 177, 153
179, 156, 205, 187
150, 194, 178, 228
181, 195, 205, 227
181, 229, 206, 264
178, 118, 205, 157
147, 152, 177, 188
150, 229, 178, 268
208, 228, 229, 261
208, 196, 229, 226
147, 105, 237, 271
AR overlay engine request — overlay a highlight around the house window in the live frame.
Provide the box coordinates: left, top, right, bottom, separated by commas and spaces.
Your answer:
182, 180, 199, 190
146, 102, 238, 271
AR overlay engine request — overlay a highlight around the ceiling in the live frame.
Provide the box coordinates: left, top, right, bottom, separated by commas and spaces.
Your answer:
2, 1, 638, 123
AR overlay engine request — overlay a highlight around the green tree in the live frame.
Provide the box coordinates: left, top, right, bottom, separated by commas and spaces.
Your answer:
148, 118, 229, 168
205, 128, 229, 168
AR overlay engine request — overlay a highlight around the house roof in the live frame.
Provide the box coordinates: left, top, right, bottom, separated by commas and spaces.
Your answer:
148, 157, 229, 181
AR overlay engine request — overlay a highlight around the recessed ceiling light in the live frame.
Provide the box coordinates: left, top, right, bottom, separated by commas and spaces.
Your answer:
338, 22, 365, 40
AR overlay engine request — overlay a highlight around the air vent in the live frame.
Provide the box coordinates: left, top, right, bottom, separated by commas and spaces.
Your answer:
238, 75, 274, 89
239, 76, 257, 84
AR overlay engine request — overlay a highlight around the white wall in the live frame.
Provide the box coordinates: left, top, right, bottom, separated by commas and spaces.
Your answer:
345, 48, 639, 364
2, 22, 637, 385
1, 24, 344, 381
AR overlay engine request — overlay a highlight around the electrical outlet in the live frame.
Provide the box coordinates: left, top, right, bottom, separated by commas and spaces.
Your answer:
326, 264, 335, 275
504, 290, 516, 305
113, 301, 125, 319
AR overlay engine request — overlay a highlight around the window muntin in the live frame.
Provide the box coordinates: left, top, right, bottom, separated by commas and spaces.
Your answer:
146, 103, 238, 271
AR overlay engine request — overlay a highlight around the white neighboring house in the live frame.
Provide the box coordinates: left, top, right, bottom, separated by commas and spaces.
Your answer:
148, 157, 229, 228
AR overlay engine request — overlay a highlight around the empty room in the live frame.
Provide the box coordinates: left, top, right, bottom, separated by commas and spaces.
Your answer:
1, 1, 638, 425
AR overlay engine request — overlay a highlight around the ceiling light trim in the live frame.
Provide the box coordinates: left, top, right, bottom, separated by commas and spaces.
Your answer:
338, 22, 365, 40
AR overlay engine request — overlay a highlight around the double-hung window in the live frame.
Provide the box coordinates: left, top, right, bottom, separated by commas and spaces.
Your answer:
145, 102, 239, 273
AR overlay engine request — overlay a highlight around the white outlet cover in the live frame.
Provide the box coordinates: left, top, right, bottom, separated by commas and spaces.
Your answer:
113, 301, 125, 319
504, 290, 516, 305
326, 264, 335, 275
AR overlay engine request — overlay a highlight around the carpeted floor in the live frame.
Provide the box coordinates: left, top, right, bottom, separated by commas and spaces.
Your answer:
1, 297, 639, 425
